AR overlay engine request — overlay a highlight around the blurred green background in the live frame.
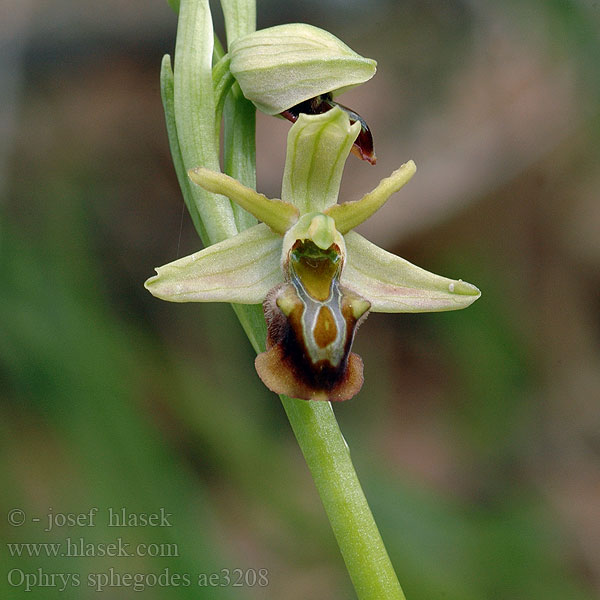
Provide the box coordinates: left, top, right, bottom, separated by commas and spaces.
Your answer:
1, 1, 599, 598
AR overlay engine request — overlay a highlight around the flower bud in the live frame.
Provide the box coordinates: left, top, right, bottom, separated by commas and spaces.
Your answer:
229, 23, 377, 116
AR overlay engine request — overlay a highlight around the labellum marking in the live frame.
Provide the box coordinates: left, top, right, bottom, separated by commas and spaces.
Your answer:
288, 242, 347, 368
314, 306, 337, 349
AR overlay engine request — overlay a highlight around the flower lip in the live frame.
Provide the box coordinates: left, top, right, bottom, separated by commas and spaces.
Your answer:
255, 234, 370, 401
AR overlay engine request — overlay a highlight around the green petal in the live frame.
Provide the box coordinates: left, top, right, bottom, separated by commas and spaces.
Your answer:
282, 107, 361, 213
229, 23, 376, 115
326, 160, 416, 233
145, 223, 283, 304
189, 167, 299, 234
342, 232, 481, 312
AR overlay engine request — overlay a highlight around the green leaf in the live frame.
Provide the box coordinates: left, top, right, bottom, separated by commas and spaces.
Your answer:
220, 0, 256, 43
222, 91, 258, 232
212, 54, 235, 138
174, 0, 237, 243
160, 54, 210, 245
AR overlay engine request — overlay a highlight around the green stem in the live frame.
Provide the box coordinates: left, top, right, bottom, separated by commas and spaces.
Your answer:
170, 1, 406, 598
281, 398, 406, 599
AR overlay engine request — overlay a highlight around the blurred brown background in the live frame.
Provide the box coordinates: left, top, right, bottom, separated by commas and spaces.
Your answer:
1, 1, 599, 598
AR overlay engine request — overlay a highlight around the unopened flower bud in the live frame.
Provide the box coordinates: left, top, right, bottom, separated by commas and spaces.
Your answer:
229, 23, 376, 116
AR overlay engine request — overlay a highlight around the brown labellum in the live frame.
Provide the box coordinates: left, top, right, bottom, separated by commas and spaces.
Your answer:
255, 240, 370, 401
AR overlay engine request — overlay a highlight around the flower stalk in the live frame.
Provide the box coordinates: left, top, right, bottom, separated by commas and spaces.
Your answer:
154, 0, 478, 597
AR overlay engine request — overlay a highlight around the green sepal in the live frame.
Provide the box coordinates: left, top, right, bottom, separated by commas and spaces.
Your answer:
281, 108, 361, 213
145, 223, 283, 304
341, 231, 481, 313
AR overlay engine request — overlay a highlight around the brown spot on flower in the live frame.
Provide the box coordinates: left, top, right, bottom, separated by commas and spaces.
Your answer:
313, 306, 337, 348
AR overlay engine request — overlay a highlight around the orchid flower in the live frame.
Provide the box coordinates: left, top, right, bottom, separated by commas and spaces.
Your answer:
145, 107, 480, 401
